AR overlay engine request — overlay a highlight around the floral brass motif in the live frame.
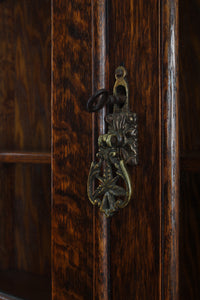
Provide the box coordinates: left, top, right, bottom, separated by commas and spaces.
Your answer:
87, 66, 138, 217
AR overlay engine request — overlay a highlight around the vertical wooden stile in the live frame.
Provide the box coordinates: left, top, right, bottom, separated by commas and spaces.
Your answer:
91, 0, 110, 299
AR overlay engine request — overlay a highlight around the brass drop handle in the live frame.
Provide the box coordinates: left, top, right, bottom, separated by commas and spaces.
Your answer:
87, 66, 138, 217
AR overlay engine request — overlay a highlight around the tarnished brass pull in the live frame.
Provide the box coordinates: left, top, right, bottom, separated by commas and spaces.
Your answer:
87, 66, 138, 217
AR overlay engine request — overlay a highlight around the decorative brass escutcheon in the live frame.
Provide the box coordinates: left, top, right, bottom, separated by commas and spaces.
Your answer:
87, 66, 138, 217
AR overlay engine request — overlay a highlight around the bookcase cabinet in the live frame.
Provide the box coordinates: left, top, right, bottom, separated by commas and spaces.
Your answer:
0, 0, 199, 299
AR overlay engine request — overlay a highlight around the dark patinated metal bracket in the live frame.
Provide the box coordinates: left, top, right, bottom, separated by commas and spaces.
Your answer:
87, 66, 138, 217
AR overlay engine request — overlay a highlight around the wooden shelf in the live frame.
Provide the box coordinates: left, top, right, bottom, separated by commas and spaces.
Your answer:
0, 152, 51, 164
0, 270, 51, 300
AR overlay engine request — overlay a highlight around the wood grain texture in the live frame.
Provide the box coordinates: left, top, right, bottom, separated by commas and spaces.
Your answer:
181, 153, 200, 172
161, 0, 179, 299
0, 0, 15, 150
179, 173, 200, 299
0, 270, 50, 300
0, 152, 51, 164
0, 1, 51, 299
52, 0, 93, 299
0, 2, 15, 266
0, 164, 51, 298
0, 165, 15, 270
0, 164, 51, 274
14, 0, 51, 152
179, 0, 200, 298
14, 164, 51, 275
179, 0, 200, 155
92, 1, 110, 299
0, 0, 51, 152
109, 0, 160, 299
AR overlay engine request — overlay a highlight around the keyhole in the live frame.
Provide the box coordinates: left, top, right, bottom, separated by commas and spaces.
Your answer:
116, 85, 126, 97
116, 85, 127, 108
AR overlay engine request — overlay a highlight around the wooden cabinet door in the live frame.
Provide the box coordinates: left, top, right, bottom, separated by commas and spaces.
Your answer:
0, 0, 199, 299
52, 0, 179, 300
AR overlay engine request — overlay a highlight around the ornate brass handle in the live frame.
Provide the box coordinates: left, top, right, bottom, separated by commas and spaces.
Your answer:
87, 66, 138, 217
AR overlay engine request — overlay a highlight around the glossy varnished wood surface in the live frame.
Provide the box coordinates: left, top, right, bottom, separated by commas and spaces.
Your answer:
14, 0, 51, 152
161, 0, 179, 299
179, 172, 200, 299
0, 1, 51, 299
0, 164, 14, 271
179, 0, 200, 298
52, 0, 93, 299
0, 164, 51, 272
92, 1, 110, 299
109, 1, 160, 299
0, 1, 15, 150
0, 0, 181, 299
0, 0, 181, 298
51, 0, 179, 299
180, 152, 200, 172
0, 291, 23, 300
0, 164, 51, 297
14, 164, 51, 275
179, 0, 200, 156
0, 0, 51, 152
0, 152, 51, 164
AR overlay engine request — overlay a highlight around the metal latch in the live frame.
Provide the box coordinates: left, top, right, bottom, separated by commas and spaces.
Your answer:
87, 66, 138, 217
